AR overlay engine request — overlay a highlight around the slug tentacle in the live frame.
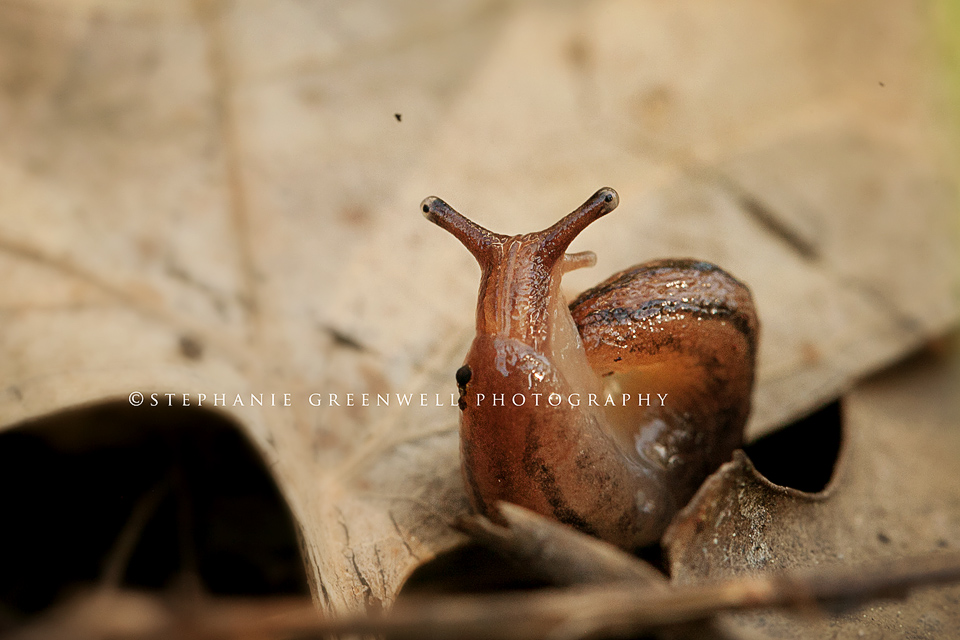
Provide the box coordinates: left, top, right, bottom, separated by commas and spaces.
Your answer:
541, 187, 619, 262
421, 196, 504, 262
423, 188, 758, 551
561, 251, 597, 273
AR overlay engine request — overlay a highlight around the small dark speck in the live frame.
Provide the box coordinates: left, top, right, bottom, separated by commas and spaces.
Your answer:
879, 81, 885, 87
394, 113, 402, 122
877, 531, 890, 544
179, 335, 203, 360
7, 385, 22, 401
937, 539, 949, 548
613, 356, 622, 362
325, 326, 366, 352
455, 364, 472, 387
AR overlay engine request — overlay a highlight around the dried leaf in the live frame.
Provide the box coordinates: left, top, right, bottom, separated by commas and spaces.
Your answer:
665, 343, 960, 638
0, 0, 956, 616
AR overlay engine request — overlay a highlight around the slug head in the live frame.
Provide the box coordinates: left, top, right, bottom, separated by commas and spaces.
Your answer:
421, 188, 620, 350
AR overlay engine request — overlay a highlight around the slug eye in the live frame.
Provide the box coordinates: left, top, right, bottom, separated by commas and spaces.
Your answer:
455, 364, 472, 387
420, 198, 436, 220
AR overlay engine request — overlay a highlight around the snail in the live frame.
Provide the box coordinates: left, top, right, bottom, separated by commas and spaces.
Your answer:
421, 187, 758, 550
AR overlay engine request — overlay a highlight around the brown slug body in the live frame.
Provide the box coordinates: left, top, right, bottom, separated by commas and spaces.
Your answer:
422, 188, 758, 550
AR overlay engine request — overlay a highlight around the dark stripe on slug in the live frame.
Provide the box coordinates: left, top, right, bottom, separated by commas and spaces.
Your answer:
568, 258, 758, 355
578, 298, 755, 343
569, 258, 744, 304
522, 430, 596, 535
460, 442, 489, 515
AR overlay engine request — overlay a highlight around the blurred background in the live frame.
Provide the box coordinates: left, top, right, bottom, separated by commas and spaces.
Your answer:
0, 0, 957, 637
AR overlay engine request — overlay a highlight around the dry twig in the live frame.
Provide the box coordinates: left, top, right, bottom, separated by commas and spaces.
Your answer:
455, 502, 667, 588
193, 551, 960, 640
10, 551, 960, 640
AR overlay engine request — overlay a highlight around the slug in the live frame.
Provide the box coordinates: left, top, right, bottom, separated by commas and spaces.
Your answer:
422, 187, 758, 550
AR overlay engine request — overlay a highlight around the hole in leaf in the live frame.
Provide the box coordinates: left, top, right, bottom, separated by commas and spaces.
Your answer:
400, 543, 551, 596
0, 402, 309, 623
744, 400, 843, 493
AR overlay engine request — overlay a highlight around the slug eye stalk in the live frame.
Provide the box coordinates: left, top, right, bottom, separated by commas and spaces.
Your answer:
421, 196, 505, 264
541, 187, 619, 262
421, 187, 619, 273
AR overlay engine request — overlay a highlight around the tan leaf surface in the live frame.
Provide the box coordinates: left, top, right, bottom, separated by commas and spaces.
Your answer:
0, 0, 956, 615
